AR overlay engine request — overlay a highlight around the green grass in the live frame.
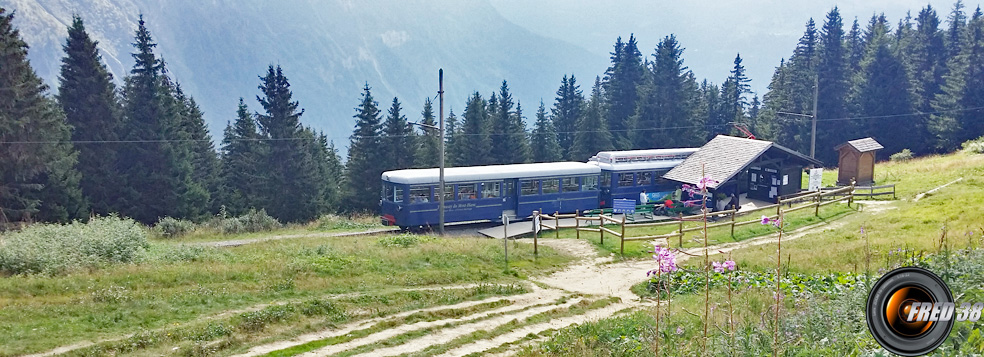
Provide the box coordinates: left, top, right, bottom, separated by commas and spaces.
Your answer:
0, 233, 572, 356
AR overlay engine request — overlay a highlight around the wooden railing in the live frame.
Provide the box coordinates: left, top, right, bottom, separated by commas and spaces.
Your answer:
534, 184, 856, 256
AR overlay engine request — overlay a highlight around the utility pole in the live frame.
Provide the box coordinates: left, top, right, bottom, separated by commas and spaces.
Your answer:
438, 69, 446, 236
810, 75, 818, 159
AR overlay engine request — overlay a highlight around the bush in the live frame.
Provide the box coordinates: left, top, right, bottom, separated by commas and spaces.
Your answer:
315, 214, 378, 231
203, 208, 280, 234
0, 216, 149, 275
155, 217, 195, 238
962, 137, 984, 154
890, 148, 913, 162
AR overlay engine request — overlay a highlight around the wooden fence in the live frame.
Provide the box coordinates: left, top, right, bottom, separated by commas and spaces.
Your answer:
534, 184, 856, 255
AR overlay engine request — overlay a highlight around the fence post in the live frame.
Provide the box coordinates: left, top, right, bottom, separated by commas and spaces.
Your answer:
600, 214, 604, 244
678, 213, 684, 248
620, 214, 626, 256
815, 191, 822, 216
575, 210, 580, 240
730, 210, 736, 238
776, 197, 781, 216
533, 211, 539, 256
555, 211, 560, 239
849, 180, 856, 207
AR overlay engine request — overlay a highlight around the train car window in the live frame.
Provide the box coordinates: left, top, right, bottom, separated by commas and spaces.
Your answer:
618, 173, 634, 187
383, 184, 395, 201
637, 171, 652, 186
601, 173, 612, 187
482, 182, 500, 198
521, 180, 539, 195
410, 186, 431, 203
562, 177, 578, 192
505, 181, 516, 196
458, 183, 478, 200
542, 179, 560, 194
394, 187, 404, 203
444, 184, 455, 201
581, 176, 599, 191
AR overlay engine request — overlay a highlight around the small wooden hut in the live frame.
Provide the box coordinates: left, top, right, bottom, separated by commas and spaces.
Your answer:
834, 138, 883, 186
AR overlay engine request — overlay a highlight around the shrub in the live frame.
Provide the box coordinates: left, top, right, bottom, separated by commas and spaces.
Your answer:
203, 208, 280, 234
890, 148, 913, 162
316, 214, 378, 231
155, 217, 195, 238
0, 216, 149, 275
962, 136, 984, 154
377, 233, 427, 247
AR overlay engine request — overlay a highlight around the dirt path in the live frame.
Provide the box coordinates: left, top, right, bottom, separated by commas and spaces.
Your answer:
202, 228, 399, 248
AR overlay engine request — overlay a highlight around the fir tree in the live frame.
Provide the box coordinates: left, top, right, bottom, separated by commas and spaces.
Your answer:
551, 74, 584, 159
220, 98, 264, 215
816, 8, 853, 164
381, 97, 414, 170
255, 65, 325, 221
847, 18, 866, 75
945, 0, 967, 61
344, 83, 384, 212
530, 101, 562, 162
570, 78, 614, 160
322, 139, 345, 210
603, 35, 644, 149
444, 109, 464, 167
489, 81, 530, 164
459, 92, 492, 166
159, 76, 209, 221
57, 15, 122, 217
632, 35, 698, 149
414, 98, 440, 168
854, 14, 916, 155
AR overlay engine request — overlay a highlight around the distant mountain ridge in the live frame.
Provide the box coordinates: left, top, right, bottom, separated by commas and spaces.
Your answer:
3, 0, 602, 152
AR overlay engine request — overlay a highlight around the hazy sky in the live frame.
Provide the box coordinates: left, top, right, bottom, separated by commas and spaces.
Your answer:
490, 0, 967, 95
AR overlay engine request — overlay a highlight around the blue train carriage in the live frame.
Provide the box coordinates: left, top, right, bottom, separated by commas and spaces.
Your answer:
588, 148, 699, 207
380, 162, 601, 230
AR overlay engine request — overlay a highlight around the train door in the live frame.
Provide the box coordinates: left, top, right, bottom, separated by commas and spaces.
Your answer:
599, 171, 613, 207
502, 179, 518, 219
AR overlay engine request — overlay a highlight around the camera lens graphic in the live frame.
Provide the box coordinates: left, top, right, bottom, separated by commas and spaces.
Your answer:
866, 267, 954, 356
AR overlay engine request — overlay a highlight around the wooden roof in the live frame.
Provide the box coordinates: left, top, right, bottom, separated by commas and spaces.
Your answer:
834, 137, 884, 153
663, 135, 821, 189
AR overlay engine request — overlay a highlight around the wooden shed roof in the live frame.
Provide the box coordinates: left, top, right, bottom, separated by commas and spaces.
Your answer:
834, 137, 884, 153
663, 135, 821, 189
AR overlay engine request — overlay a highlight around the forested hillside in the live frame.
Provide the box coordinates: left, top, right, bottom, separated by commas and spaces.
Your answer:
1, 2, 983, 226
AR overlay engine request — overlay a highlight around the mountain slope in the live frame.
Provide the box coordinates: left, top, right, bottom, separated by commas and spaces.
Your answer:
3, 0, 602, 152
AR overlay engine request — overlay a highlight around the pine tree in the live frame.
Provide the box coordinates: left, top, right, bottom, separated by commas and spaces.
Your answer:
254, 65, 325, 221
345, 83, 384, 212
459, 92, 492, 166
381, 97, 414, 170
570, 78, 614, 160
159, 76, 209, 221
945, 0, 968, 62
603, 35, 644, 149
699, 80, 724, 140
718, 53, 752, 140
444, 109, 464, 167
847, 18, 866, 76
551, 74, 584, 159
816, 8, 853, 164
414, 98, 440, 168
489, 81, 530, 164
220, 98, 264, 215
934, 6, 984, 149
632, 35, 698, 149
118, 15, 198, 223
854, 14, 916, 155
57, 15, 122, 217
530, 101, 562, 162
322, 139, 345, 211
960, 8, 984, 141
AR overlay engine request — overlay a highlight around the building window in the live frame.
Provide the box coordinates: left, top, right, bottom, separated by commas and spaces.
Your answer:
410, 186, 431, 203
542, 179, 560, 194
637, 171, 652, 186
482, 182, 500, 198
458, 183, 477, 200
521, 180, 540, 195
581, 176, 599, 191
562, 177, 579, 192
618, 173, 634, 187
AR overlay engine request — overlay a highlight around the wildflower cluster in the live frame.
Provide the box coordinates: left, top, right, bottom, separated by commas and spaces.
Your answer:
712, 260, 737, 273
760, 215, 783, 228
681, 177, 720, 196
647, 243, 678, 276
